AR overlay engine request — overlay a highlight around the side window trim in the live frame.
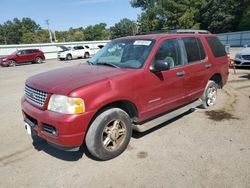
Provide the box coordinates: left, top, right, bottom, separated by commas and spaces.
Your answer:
196, 38, 207, 61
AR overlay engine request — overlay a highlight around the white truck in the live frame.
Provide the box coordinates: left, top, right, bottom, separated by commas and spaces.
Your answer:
57, 45, 91, 60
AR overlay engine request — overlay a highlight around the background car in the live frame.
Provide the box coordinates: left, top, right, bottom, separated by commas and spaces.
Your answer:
0, 49, 45, 67
234, 47, 250, 67
57, 45, 91, 60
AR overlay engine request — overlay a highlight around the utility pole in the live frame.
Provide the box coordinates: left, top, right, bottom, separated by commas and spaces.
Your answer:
45, 19, 53, 43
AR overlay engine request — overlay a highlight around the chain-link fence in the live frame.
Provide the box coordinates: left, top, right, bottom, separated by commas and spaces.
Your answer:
217, 31, 250, 47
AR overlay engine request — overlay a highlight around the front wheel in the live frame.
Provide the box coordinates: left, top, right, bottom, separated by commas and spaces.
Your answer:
200, 80, 217, 109
84, 52, 90, 59
66, 54, 72, 60
85, 108, 132, 160
9, 60, 16, 67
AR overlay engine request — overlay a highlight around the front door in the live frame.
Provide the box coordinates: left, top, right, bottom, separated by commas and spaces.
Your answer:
140, 38, 187, 120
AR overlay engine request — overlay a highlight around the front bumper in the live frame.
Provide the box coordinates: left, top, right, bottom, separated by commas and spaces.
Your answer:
57, 53, 66, 59
234, 58, 250, 67
21, 97, 96, 148
0, 60, 9, 66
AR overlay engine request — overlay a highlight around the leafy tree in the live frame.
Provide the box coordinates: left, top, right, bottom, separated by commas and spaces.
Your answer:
110, 18, 137, 39
238, 6, 250, 31
73, 31, 85, 41
84, 23, 109, 41
131, 0, 250, 33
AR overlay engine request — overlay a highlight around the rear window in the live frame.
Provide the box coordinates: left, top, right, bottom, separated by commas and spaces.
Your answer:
182, 37, 205, 63
206, 37, 226, 57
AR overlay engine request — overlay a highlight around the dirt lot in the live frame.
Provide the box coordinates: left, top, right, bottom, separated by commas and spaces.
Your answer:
0, 59, 249, 188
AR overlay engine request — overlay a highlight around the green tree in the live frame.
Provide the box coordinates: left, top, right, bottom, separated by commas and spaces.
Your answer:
110, 18, 137, 39
73, 30, 85, 41
238, 6, 250, 31
84, 23, 109, 41
131, 0, 249, 33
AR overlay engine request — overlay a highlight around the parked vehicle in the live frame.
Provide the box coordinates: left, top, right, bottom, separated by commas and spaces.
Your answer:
57, 45, 91, 60
234, 47, 250, 67
0, 49, 45, 67
21, 30, 228, 160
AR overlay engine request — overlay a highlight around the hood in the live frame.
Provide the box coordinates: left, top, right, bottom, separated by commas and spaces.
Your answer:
239, 48, 250, 55
0, 56, 8, 59
26, 64, 130, 95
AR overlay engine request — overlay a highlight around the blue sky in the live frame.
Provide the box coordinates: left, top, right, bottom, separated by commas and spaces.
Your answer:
0, 0, 141, 31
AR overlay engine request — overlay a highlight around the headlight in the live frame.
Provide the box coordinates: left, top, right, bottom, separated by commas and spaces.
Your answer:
2, 58, 7, 61
235, 53, 242, 59
48, 94, 85, 114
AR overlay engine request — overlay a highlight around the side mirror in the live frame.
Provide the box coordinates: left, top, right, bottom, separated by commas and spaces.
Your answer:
150, 60, 170, 73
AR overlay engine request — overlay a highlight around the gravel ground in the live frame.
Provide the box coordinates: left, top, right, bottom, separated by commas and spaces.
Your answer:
0, 59, 249, 188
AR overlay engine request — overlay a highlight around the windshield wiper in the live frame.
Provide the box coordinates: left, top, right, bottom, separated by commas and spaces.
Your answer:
96, 62, 120, 68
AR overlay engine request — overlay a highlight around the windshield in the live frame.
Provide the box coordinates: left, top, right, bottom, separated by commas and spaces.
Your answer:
11, 50, 19, 55
89, 39, 155, 69
59, 45, 70, 51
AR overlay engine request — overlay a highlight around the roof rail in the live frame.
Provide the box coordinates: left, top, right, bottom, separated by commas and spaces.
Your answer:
135, 29, 211, 35
169, 29, 211, 34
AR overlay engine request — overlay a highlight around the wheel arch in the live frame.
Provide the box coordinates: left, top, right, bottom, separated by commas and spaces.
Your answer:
209, 73, 222, 88
91, 100, 138, 122
85, 100, 138, 135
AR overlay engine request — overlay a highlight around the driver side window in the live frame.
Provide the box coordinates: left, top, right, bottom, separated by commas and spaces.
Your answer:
154, 39, 182, 69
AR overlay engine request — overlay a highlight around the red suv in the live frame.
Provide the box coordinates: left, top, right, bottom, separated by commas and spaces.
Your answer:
0, 49, 45, 67
21, 30, 229, 160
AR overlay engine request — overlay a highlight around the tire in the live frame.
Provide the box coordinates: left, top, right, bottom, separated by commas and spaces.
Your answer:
85, 108, 132, 160
66, 54, 72, 60
9, 60, 16, 67
35, 57, 43, 64
84, 52, 90, 59
200, 80, 217, 109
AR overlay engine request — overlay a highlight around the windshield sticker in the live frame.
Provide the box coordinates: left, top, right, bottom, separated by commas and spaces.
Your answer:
133, 40, 151, 46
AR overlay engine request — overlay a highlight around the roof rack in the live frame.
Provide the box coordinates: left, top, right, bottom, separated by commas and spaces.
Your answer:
135, 29, 211, 35
169, 29, 211, 34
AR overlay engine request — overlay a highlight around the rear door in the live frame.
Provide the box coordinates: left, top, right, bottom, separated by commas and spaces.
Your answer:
141, 38, 187, 119
180, 37, 208, 103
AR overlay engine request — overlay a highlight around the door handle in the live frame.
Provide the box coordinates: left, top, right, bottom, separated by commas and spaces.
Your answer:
176, 71, 185, 77
205, 64, 211, 69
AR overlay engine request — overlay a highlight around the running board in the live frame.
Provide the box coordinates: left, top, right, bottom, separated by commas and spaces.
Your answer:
133, 99, 202, 132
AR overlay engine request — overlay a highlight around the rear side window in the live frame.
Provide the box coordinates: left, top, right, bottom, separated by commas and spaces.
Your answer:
206, 37, 226, 57
182, 37, 205, 63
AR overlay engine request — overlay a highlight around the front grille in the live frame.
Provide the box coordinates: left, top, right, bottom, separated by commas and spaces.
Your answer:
24, 85, 48, 107
243, 62, 250, 65
242, 55, 250, 60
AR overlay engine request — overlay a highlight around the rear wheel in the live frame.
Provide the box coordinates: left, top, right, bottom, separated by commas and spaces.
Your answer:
35, 57, 43, 64
9, 60, 16, 67
200, 80, 217, 109
84, 52, 90, 59
66, 54, 72, 60
85, 108, 132, 160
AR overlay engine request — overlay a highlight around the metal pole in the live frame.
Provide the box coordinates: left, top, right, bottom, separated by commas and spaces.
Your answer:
45, 19, 53, 43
